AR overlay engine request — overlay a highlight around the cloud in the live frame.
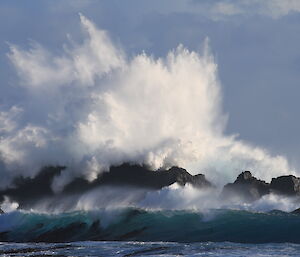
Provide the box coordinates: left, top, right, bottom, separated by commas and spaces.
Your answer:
263, 0, 300, 18
190, 0, 300, 19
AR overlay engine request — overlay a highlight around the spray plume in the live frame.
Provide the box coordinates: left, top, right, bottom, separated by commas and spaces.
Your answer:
0, 14, 294, 192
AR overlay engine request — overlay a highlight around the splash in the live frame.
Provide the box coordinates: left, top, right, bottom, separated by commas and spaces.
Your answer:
0, 14, 294, 191
0, 196, 19, 213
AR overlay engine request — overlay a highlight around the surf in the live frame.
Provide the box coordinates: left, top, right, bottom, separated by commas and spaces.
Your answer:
1, 208, 300, 243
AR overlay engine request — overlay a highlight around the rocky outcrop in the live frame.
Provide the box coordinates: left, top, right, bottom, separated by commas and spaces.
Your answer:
1, 164, 299, 209
0, 164, 212, 209
290, 208, 300, 215
222, 171, 270, 201
270, 175, 300, 195
64, 164, 212, 193
0, 208, 3, 214
0, 166, 64, 208
222, 171, 300, 202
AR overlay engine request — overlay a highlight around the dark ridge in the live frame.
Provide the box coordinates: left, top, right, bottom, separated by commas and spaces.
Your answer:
0, 208, 3, 214
1, 165, 299, 209
63, 164, 212, 194
222, 171, 300, 202
270, 175, 300, 195
290, 208, 300, 215
222, 171, 270, 202
0, 164, 211, 209
0, 166, 65, 208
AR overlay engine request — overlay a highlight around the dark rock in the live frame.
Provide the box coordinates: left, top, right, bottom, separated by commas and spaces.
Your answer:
0, 166, 65, 208
64, 164, 212, 192
270, 175, 300, 195
0, 208, 3, 214
222, 171, 270, 202
0, 164, 212, 209
291, 208, 300, 215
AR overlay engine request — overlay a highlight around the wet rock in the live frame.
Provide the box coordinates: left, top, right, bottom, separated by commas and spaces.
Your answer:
222, 171, 270, 202
0, 164, 212, 208
156, 166, 212, 188
0, 166, 65, 209
63, 164, 213, 192
270, 175, 300, 196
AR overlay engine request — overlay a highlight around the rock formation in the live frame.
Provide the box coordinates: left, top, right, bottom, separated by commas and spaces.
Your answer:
1, 164, 300, 209
222, 171, 270, 201
270, 175, 300, 195
222, 171, 300, 202
0, 164, 212, 209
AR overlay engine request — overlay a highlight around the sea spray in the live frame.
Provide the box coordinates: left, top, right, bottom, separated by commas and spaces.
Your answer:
0, 15, 293, 192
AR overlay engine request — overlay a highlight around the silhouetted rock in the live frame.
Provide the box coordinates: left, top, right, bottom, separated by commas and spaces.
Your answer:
291, 208, 300, 215
0, 208, 3, 214
270, 175, 300, 195
0, 164, 212, 208
222, 171, 270, 202
64, 164, 212, 193
0, 166, 65, 209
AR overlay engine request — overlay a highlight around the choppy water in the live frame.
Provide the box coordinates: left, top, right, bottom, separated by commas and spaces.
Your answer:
1, 241, 300, 256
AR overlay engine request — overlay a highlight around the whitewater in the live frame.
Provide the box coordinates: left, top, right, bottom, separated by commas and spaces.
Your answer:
1, 15, 300, 256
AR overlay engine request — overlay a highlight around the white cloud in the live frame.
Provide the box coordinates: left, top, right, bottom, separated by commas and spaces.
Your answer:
212, 2, 243, 16
189, 0, 300, 19
262, 0, 300, 18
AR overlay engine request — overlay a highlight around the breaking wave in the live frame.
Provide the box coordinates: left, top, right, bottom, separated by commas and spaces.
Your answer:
1, 208, 300, 243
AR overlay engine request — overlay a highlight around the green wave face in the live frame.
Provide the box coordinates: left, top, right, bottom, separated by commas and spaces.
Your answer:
1, 208, 300, 243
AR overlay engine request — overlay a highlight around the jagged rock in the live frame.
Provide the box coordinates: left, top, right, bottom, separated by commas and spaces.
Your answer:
157, 166, 212, 188
222, 171, 270, 202
0, 166, 65, 209
64, 164, 212, 192
0, 208, 3, 214
0, 164, 212, 208
270, 175, 300, 196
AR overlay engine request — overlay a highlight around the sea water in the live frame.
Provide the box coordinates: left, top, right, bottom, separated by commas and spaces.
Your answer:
1, 208, 300, 256
1, 241, 300, 256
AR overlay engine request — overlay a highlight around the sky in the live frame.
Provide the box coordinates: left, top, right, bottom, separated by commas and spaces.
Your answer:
0, 0, 300, 184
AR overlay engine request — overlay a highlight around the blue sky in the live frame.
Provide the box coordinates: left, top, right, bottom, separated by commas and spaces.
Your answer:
1, 0, 300, 170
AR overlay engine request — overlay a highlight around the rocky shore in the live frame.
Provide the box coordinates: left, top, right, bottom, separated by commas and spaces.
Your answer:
1, 164, 300, 212
222, 171, 300, 202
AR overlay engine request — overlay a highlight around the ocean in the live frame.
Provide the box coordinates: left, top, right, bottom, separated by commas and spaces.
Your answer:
1, 241, 300, 256
1, 208, 300, 256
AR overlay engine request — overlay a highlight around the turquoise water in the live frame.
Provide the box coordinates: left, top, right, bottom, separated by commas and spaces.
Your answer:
1, 208, 300, 243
